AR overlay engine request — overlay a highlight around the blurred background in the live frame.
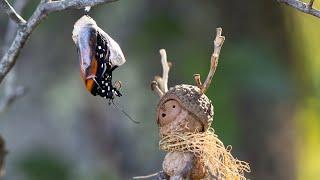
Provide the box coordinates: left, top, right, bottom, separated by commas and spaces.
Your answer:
0, 0, 319, 179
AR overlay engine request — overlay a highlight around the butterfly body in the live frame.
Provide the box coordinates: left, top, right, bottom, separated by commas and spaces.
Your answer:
72, 15, 125, 100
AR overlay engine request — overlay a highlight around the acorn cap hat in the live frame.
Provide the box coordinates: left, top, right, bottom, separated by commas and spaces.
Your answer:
157, 84, 214, 130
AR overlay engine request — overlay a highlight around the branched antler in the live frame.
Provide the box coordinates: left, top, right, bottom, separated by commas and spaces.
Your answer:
151, 49, 171, 97
0, 0, 118, 86
194, 27, 225, 94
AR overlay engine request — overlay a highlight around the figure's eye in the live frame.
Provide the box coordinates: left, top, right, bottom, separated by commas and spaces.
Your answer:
173, 105, 175, 108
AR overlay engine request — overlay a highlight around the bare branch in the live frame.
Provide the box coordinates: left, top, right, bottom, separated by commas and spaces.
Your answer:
201, 28, 225, 94
0, 0, 29, 114
0, 0, 26, 24
0, 0, 118, 86
44, 0, 118, 12
277, 0, 320, 18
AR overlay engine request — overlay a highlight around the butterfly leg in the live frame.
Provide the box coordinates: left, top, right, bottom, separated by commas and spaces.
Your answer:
86, 74, 102, 89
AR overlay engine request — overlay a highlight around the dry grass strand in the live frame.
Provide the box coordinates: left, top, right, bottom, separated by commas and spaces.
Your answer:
159, 128, 250, 180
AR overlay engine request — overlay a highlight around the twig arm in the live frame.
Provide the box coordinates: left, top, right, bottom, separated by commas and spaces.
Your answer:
151, 49, 171, 97
0, 0, 26, 24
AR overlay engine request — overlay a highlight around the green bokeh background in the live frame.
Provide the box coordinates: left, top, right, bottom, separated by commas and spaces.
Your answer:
0, 0, 319, 179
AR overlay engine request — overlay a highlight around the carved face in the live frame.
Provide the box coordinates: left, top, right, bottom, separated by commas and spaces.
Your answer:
158, 100, 181, 126
158, 99, 204, 134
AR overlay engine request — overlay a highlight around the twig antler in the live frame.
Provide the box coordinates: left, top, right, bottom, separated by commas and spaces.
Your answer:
151, 49, 171, 97
0, 0, 118, 86
194, 28, 225, 94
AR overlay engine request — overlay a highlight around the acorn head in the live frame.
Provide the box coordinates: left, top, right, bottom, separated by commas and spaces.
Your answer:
157, 84, 214, 131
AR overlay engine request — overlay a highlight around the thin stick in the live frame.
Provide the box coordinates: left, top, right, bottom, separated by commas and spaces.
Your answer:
193, 74, 202, 89
0, 0, 29, 114
0, 0, 26, 24
201, 28, 225, 94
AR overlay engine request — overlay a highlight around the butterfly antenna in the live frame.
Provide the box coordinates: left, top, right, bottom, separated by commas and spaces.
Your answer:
111, 100, 140, 124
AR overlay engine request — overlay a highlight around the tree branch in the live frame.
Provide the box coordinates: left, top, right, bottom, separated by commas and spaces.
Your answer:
0, 0, 29, 114
0, 0, 26, 24
277, 0, 320, 18
0, 0, 118, 85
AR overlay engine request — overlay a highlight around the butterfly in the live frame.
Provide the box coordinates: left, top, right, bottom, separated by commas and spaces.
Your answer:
72, 15, 125, 102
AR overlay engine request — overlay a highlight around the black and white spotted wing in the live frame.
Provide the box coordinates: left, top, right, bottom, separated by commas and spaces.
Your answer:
90, 32, 122, 100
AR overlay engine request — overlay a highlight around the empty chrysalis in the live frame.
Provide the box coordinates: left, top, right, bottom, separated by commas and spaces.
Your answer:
72, 15, 139, 124
72, 15, 126, 101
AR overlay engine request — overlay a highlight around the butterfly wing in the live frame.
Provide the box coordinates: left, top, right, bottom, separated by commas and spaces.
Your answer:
72, 15, 125, 99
